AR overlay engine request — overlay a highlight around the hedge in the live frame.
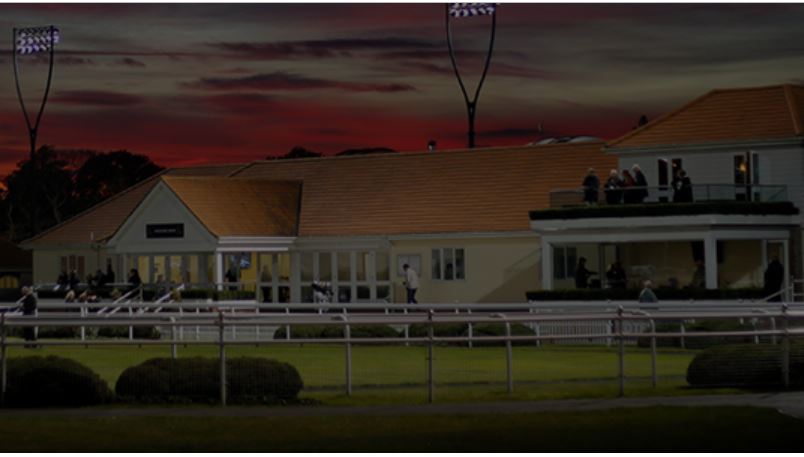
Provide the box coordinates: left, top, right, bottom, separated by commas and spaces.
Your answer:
4, 356, 113, 407
529, 201, 799, 221
636, 320, 755, 349
96, 326, 161, 340
687, 342, 804, 388
116, 357, 303, 404
407, 322, 537, 345
525, 287, 765, 302
273, 324, 398, 340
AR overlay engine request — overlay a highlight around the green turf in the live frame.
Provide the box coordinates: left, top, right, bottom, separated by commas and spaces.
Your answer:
0, 406, 800, 452
7, 342, 696, 389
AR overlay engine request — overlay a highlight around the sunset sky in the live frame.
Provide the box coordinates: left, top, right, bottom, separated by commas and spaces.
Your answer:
1, 3, 804, 176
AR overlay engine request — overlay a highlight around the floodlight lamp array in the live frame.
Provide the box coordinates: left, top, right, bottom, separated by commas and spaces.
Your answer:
15, 26, 60, 55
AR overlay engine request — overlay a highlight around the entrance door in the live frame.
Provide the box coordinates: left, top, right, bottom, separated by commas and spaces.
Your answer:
763, 240, 789, 300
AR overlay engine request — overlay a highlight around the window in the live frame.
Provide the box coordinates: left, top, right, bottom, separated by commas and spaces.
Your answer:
397, 254, 421, 278
431, 248, 465, 281
553, 246, 577, 280
60, 255, 86, 280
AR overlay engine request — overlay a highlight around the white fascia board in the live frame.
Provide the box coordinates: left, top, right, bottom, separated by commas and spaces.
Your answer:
387, 231, 537, 241
293, 236, 391, 251
216, 236, 296, 252
604, 137, 803, 156
542, 227, 791, 245
531, 214, 798, 233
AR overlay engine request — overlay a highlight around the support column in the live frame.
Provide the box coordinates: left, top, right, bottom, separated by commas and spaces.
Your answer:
704, 235, 718, 290
541, 242, 554, 291
215, 252, 224, 291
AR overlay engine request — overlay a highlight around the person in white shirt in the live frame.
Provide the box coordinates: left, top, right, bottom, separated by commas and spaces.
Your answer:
403, 263, 419, 304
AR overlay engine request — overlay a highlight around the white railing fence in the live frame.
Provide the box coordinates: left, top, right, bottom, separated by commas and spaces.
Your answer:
0, 304, 801, 406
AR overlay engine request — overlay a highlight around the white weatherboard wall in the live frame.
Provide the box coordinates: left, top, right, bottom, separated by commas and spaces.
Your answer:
617, 144, 804, 208
109, 182, 218, 254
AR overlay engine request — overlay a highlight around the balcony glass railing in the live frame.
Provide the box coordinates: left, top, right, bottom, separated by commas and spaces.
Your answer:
549, 184, 788, 208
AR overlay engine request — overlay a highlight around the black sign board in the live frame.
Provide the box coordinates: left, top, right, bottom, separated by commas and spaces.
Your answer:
146, 223, 184, 239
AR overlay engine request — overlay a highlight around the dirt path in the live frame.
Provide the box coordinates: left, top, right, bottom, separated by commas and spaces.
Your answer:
3, 392, 804, 419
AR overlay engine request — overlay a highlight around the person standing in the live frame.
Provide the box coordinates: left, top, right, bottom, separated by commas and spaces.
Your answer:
403, 263, 419, 304
673, 169, 693, 203
638, 280, 658, 303
763, 256, 785, 302
19, 286, 37, 348
632, 164, 649, 203
604, 169, 622, 205
621, 169, 637, 204
582, 168, 600, 205
574, 257, 596, 289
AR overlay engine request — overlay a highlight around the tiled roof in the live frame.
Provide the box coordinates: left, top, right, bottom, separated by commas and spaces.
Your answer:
232, 142, 616, 236
608, 84, 804, 149
162, 176, 301, 237
24, 164, 248, 246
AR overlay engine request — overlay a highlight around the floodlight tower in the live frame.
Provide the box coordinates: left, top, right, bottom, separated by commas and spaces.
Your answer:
12, 25, 60, 234
446, 3, 497, 148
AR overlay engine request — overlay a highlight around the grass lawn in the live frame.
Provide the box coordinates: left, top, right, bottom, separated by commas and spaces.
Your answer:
5, 341, 741, 404
0, 406, 800, 452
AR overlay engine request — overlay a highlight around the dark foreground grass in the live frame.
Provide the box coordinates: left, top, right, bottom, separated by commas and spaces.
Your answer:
0, 406, 801, 452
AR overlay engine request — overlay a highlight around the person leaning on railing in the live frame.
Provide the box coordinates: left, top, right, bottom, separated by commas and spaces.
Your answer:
582, 168, 599, 205
604, 169, 623, 205
672, 169, 693, 203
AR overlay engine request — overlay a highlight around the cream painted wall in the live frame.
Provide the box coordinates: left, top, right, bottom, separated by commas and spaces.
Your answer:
389, 236, 541, 303
33, 247, 111, 285
111, 183, 217, 254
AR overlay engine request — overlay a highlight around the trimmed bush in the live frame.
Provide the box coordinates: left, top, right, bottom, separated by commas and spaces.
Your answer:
96, 326, 161, 339
116, 357, 303, 404
525, 287, 765, 302
529, 201, 798, 221
273, 324, 398, 340
636, 320, 755, 349
407, 322, 536, 345
5, 356, 112, 407
687, 342, 804, 388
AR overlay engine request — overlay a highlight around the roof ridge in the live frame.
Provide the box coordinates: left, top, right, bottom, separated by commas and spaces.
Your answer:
244, 140, 607, 167
607, 89, 719, 148
607, 83, 804, 148
783, 84, 803, 135
22, 168, 171, 245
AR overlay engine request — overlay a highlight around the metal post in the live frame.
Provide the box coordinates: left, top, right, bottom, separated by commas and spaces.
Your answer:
427, 309, 434, 404
782, 304, 790, 389
285, 307, 291, 341
218, 310, 226, 406
617, 306, 625, 397
127, 307, 133, 341
403, 308, 409, 346
345, 319, 352, 396
255, 307, 260, 341
1, 312, 7, 406
679, 322, 686, 350
505, 321, 513, 393
170, 317, 177, 359
467, 308, 473, 349
178, 305, 184, 341
649, 318, 657, 388
80, 306, 86, 341
770, 317, 777, 345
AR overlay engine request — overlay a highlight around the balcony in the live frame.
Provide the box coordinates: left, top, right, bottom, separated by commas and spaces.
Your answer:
549, 184, 788, 208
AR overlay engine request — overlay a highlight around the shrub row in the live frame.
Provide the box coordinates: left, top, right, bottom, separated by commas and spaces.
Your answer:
3, 355, 304, 407
525, 287, 765, 302
4, 356, 113, 407
116, 357, 303, 404
529, 201, 799, 221
273, 323, 538, 345
6, 326, 161, 340
636, 320, 755, 349
687, 342, 804, 387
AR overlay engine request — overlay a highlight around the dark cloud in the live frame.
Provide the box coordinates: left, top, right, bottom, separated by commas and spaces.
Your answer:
207, 37, 438, 60
58, 56, 96, 66
51, 90, 145, 107
115, 57, 147, 68
184, 72, 415, 93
